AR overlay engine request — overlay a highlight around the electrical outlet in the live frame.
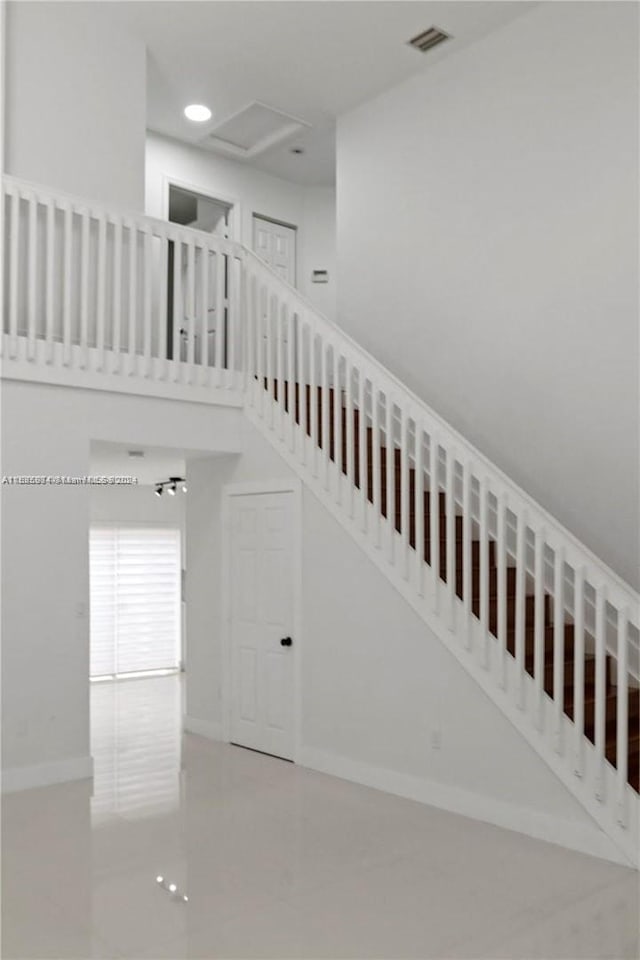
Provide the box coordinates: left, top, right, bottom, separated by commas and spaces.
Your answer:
431, 730, 442, 751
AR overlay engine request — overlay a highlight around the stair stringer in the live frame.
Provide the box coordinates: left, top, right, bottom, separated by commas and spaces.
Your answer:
245, 397, 639, 869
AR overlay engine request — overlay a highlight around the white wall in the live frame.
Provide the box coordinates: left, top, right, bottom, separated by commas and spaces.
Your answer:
89, 483, 184, 528
0, 379, 243, 786
184, 415, 618, 862
299, 186, 337, 321
4, 1, 146, 209
146, 133, 337, 320
336, 2, 639, 588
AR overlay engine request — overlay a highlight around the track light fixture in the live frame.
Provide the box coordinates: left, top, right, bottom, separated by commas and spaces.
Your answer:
154, 477, 187, 497
156, 875, 188, 902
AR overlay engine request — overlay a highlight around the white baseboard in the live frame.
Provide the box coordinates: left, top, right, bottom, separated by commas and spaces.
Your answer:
299, 746, 630, 868
1, 754, 94, 793
183, 715, 226, 741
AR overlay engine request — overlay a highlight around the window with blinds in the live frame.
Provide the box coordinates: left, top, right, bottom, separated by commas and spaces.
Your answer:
90, 525, 182, 678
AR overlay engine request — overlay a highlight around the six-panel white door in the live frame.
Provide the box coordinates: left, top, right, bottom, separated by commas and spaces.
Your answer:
252, 215, 297, 286
229, 491, 296, 760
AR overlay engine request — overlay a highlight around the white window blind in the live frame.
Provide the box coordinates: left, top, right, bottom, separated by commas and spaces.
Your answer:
90, 525, 181, 677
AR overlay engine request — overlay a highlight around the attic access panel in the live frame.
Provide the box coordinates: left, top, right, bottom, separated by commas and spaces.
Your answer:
205, 101, 310, 158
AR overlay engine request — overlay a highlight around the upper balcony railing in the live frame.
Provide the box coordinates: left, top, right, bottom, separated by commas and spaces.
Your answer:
1, 175, 244, 400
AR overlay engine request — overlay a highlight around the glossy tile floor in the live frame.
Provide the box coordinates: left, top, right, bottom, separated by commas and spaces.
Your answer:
2, 675, 639, 959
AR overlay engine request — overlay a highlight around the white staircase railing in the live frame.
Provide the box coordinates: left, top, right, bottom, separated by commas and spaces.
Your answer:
242, 248, 640, 868
3, 175, 638, 865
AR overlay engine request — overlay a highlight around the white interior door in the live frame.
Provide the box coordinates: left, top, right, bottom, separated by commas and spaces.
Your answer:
229, 491, 296, 760
252, 215, 297, 286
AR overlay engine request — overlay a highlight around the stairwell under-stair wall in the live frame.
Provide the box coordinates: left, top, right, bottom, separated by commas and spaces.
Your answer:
184, 418, 629, 866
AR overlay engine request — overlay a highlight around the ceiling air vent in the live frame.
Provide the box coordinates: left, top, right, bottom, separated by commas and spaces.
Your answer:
408, 26, 450, 54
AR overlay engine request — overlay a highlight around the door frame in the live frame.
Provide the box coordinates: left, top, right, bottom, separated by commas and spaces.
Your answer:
162, 174, 241, 241
220, 478, 303, 761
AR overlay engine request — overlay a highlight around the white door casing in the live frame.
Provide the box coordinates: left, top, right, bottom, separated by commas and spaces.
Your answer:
227, 488, 298, 760
252, 215, 297, 286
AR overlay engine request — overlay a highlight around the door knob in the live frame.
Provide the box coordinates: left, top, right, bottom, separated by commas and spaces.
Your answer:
280, 636, 293, 647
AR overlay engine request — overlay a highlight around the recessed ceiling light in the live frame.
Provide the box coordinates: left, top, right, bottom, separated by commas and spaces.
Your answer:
184, 104, 212, 123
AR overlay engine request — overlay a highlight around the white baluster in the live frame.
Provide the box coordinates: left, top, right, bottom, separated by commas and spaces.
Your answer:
359, 371, 368, 531
400, 408, 410, 577
594, 584, 607, 801
445, 449, 457, 626
321, 338, 330, 488
345, 358, 355, 515
27, 193, 37, 361
553, 545, 565, 752
80, 210, 90, 369
96, 214, 107, 371
112, 217, 123, 374
616, 607, 629, 826
199, 243, 209, 385
9, 189, 20, 358
62, 203, 72, 367
140, 228, 151, 377
309, 322, 318, 472
415, 422, 425, 594
534, 528, 546, 729
266, 290, 275, 427
256, 282, 265, 415
386, 395, 395, 564
333, 349, 342, 502
372, 386, 381, 548
497, 493, 508, 688
462, 461, 473, 648
128, 221, 138, 376
515, 509, 527, 705
429, 433, 440, 609
573, 567, 585, 776
286, 302, 296, 450
26, 194, 39, 362
246, 273, 256, 405
45, 200, 55, 365
276, 293, 284, 438
228, 252, 237, 380
480, 476, 490, 665
216, 248, 226, 386
299, 318, 308, 464
157, 234, 168, 380
185, 240, 196, 381
241, 258, 248, 391
172, 238, 182, 381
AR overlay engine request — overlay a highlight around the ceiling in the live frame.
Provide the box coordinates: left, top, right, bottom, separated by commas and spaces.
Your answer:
107, 1, 535, 186
90, 441, 216, 486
